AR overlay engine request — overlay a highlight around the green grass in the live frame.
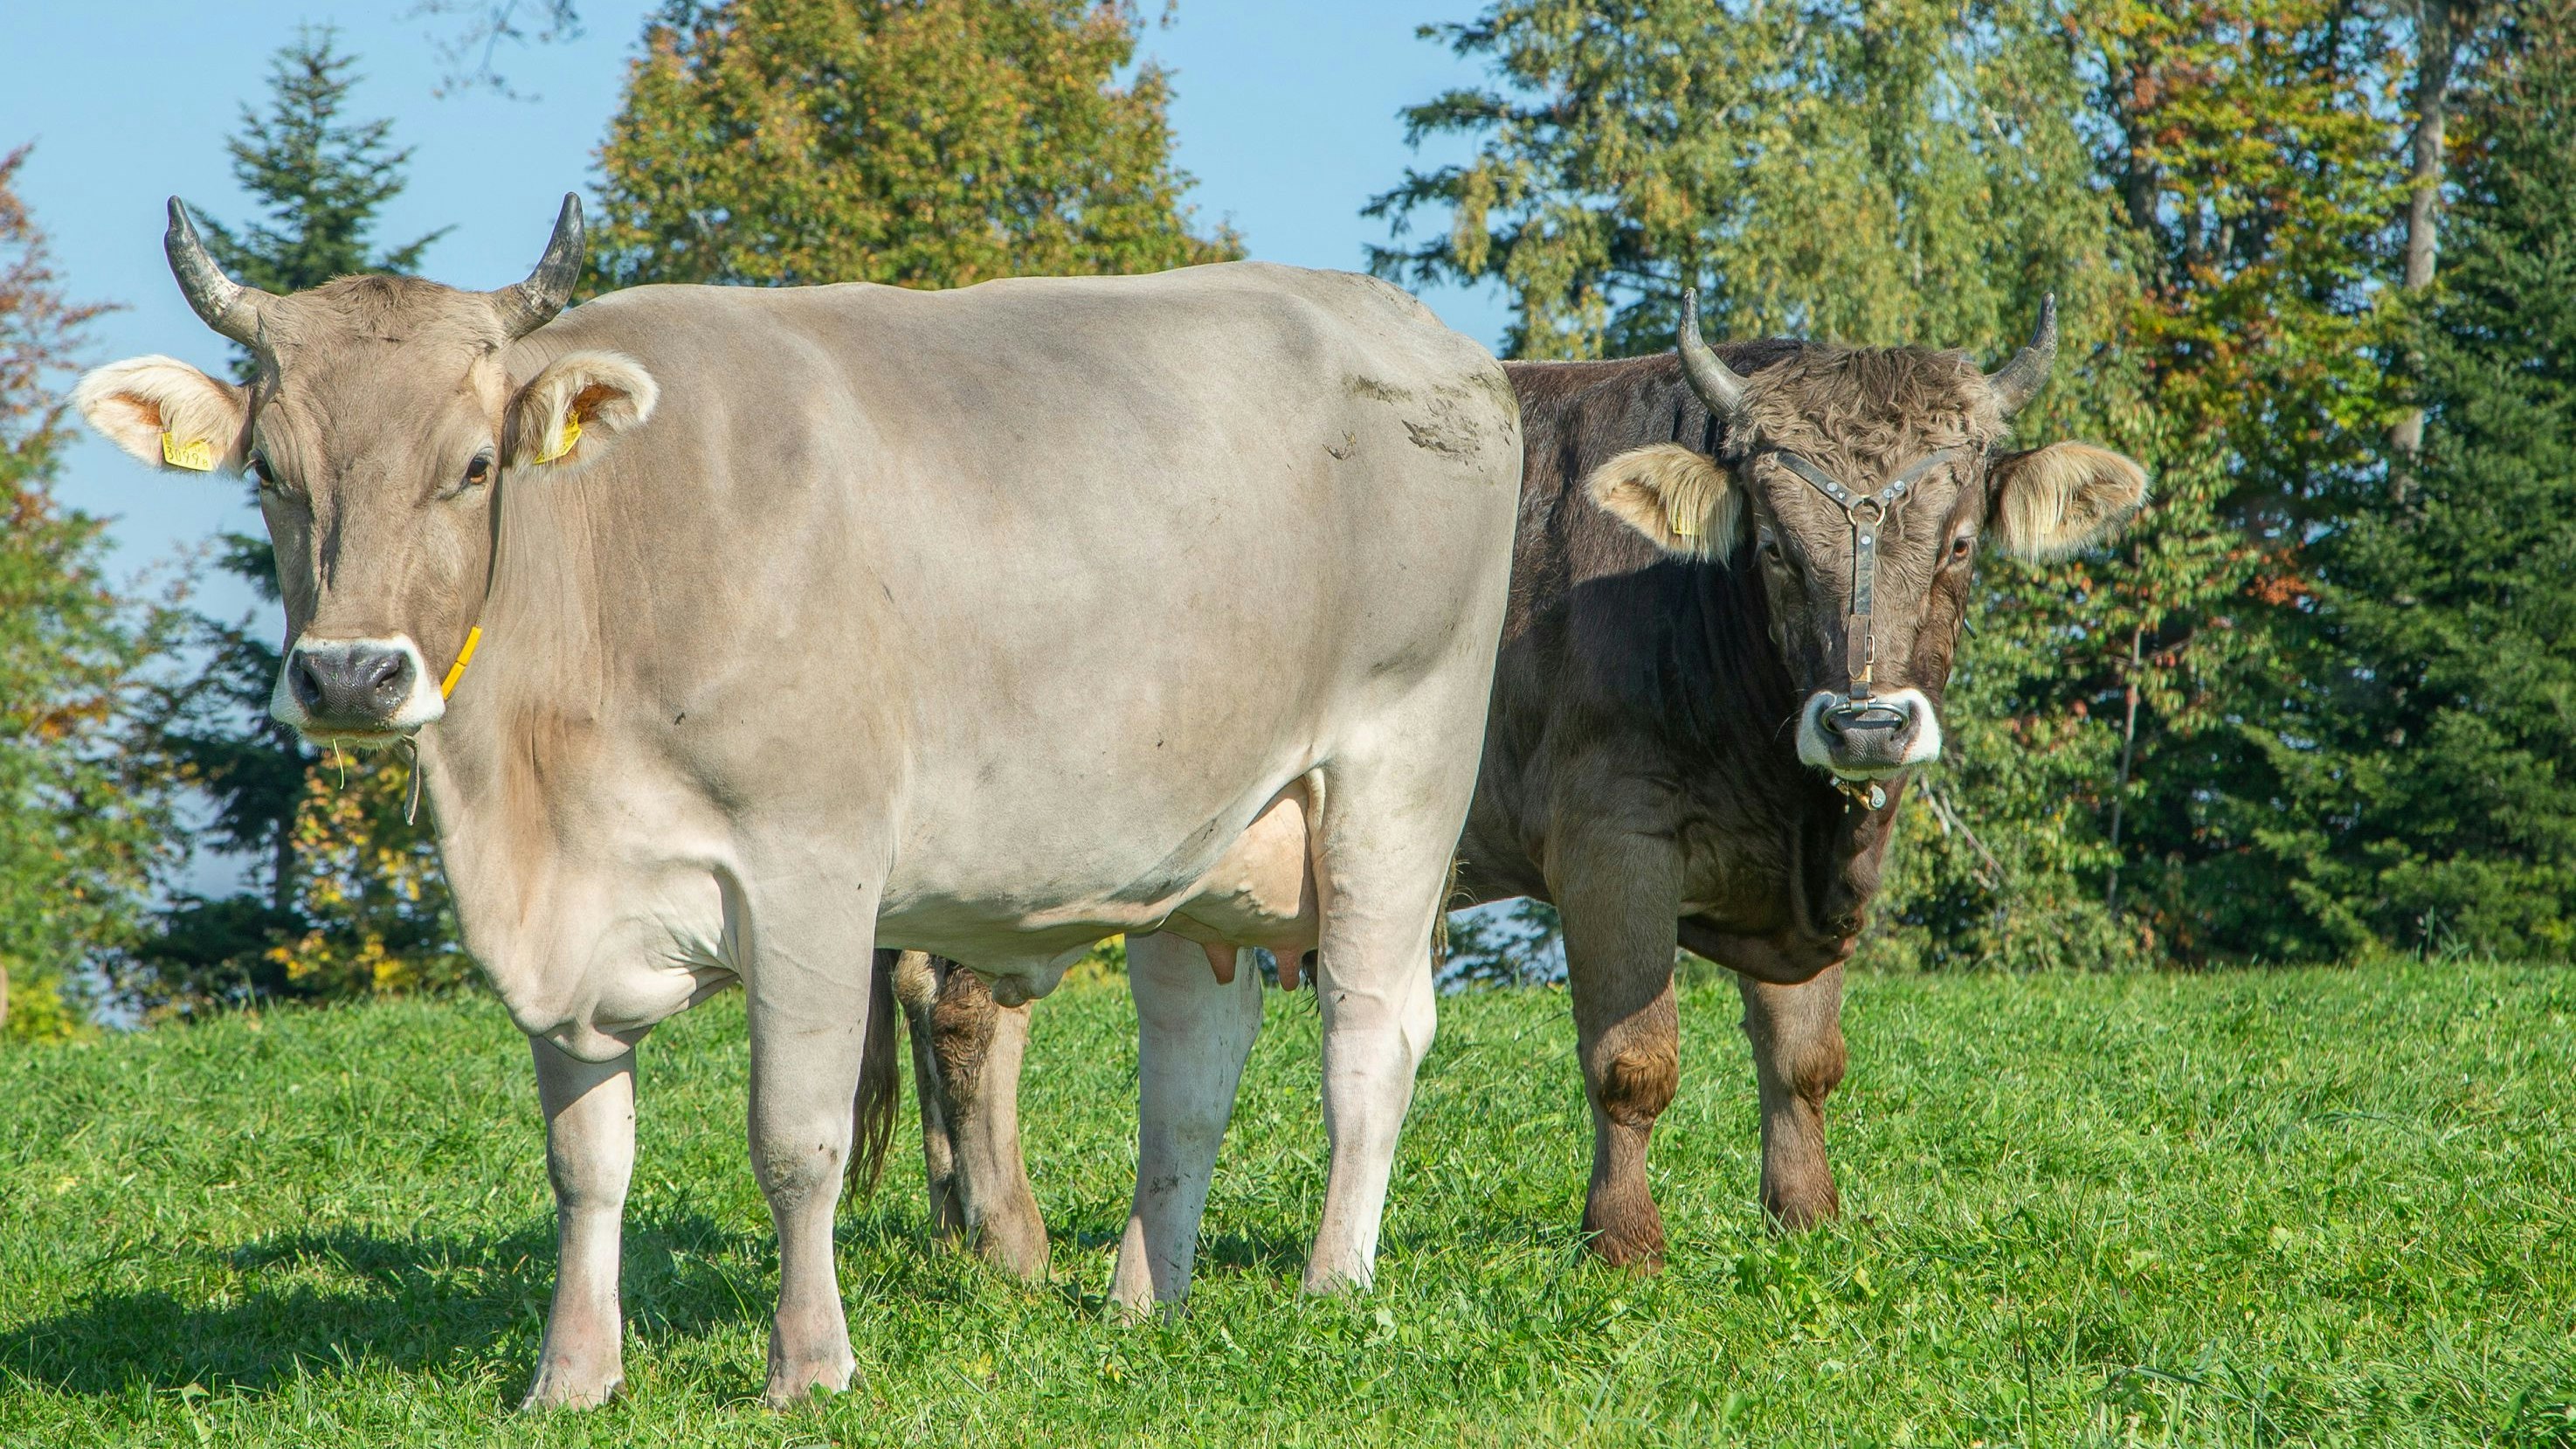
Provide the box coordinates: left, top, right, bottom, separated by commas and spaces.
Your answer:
3, 963, 2572, 1446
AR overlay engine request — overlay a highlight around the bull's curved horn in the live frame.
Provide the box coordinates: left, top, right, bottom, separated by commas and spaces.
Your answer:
164, 197, 270, 346
1676, 287, 1748, 417
1986, 293, 2059, 417
487, 193, 585, 340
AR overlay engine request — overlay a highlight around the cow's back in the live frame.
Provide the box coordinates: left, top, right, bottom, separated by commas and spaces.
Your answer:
457, 262, 1520, 979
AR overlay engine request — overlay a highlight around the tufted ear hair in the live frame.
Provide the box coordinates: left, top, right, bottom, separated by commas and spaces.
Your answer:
507, 350, 659, 473
74, 356, 252, 474
1584, 444, 1744, 560
1988, 442, 2148, 561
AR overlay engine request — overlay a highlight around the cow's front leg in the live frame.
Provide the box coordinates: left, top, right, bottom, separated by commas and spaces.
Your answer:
1109, 930, 1264, 1316
1738, 961, 1847, 1228
745, 933, 876, 1406
1550, 831, 1684, 1268
524, 1038, 636, 1411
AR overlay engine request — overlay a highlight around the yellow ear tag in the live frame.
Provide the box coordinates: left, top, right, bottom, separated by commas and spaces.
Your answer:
535, 415, 581, 465
1668, 500, 1701, 539
161, 433, 215, 472
439, 625, 484, 700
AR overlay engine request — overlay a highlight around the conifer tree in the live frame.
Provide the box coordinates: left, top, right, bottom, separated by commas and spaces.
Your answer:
592, 0, 1240, 291
133, 30, 466, 1014
2278, 1, 2576, 956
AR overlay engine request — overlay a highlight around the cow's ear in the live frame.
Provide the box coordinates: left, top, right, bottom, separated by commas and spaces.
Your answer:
1987, 442, 2147, 561
74, 356, 251, 474
1585, 444, 1744, 559
508, 350, 659, 473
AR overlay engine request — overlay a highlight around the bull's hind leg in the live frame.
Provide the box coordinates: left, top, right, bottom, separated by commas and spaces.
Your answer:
1739, 962, 1847, 1229
1550, 831, 1685, 1268
894, 953, 1048, 1280
523, 1038, 637, 1410
1109, 929, 1265, 1315
742, 888, 882, 1406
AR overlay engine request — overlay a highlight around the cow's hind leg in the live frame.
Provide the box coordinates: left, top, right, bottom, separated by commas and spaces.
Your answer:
1109, 929, 1264, 1315
523, 1038, 637, 1411
1551, 831, 1684, 1268
742, 893, 881, 1406
897, 953, 1048, 1280
1739, 962, 1847, 1229
1301, 753, 1466, 1297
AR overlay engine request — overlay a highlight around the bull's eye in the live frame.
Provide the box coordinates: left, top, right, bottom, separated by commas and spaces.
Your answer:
462, 453, 493, 488
1947, 533, 1975, 563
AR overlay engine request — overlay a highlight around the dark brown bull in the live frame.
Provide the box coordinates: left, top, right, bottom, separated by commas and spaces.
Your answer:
906, 299, 2146, 1273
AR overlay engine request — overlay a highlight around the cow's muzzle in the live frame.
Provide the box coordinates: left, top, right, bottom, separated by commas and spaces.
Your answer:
1796, 687, 1943, 781
274, 635, 445, 740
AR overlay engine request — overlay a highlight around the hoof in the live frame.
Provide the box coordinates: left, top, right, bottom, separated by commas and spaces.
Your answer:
1764, 1190, 1841, 1233
975, 1210, 1052, 1283
763, 1359, 854, 1410
1581, 1204, 1668, 1270
1298, 1262, 1372, 1297
763, 1341, 855, 1409
521, 1366, 623, 1411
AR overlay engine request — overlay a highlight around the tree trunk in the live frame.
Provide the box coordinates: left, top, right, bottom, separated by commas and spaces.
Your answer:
2390, 2, 2464, 480
2104, 625, 2146, 916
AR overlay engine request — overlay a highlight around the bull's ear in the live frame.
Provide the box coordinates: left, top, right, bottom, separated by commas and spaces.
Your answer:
73, 356, 251, 474
1988, 442, 2148, 561
507, 350, 659, 473
1584, 444, 1744, 559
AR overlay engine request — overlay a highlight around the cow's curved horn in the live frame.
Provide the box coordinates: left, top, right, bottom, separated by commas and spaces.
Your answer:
164, 198, 270, 346
1676, 287, 1748, 417
1986, 293, 2059, 417
487, 193, 584, 340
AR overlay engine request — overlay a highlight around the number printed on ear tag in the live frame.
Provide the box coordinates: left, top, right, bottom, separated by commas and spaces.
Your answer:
161, 433, 215, 472
536, 415, 582, 465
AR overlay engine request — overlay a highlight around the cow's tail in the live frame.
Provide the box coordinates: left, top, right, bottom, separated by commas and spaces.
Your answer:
849, 946, 901, 1194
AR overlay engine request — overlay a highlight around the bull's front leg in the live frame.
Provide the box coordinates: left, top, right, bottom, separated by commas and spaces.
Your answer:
1737, 962, 1847, 1229
1550, 829, 1685, 1268
523, 1038, 637, 1411
744, 924, 877, 1406
894, 953, 1049, 1280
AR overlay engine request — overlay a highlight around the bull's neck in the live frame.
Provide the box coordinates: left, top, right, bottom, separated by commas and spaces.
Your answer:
1675, 560, 1901, 940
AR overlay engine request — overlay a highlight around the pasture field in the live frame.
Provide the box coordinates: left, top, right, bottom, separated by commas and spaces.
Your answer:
1, 963, 2571, 1447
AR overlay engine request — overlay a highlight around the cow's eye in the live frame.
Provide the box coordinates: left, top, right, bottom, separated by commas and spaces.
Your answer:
249, 452, 277, 489
462, 453, 493, 489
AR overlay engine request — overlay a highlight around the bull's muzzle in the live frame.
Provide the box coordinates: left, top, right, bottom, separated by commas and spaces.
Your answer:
1797, 687, 1944, 781
277, 636, 443, 739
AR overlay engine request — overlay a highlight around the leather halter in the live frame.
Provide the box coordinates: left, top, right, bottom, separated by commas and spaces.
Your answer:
1768, 446, 1965, 702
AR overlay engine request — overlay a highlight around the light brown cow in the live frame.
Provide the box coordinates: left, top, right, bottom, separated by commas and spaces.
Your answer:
79, 197, 1522, 1405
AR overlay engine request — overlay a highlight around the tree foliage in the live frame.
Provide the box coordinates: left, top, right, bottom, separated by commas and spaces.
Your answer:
0, 148, 183, 1040
592, 0, 1240, 291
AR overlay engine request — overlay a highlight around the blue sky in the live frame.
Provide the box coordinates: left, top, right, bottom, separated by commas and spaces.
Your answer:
0, 1, 1512, 618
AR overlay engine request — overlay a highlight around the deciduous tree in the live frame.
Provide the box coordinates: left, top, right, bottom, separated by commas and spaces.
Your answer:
0, 147, 182, 1040
592, 0, 1240, 290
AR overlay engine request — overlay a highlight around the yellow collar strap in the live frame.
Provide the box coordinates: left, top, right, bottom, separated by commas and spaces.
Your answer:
439, 625, 484, 700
